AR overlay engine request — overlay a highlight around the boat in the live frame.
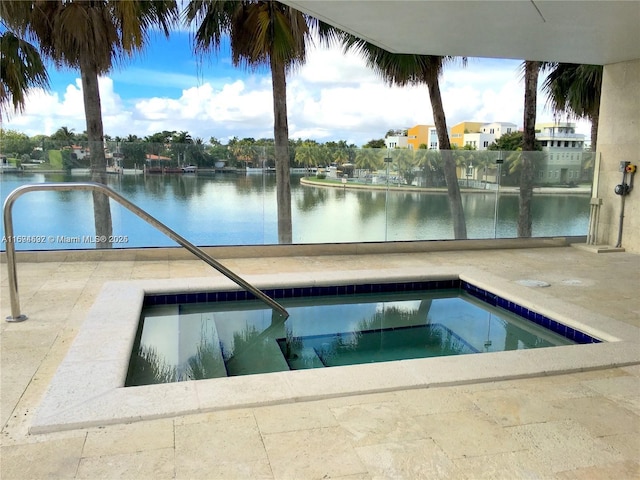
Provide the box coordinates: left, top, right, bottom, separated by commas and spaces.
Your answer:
181, 165, 197, 173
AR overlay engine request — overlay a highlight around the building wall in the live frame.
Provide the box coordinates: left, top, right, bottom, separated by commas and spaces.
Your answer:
463, 132, 495, 150
385, 135, 408, 149
596, 59, 640, 252
450, 122, 483, 148
481, 122, 517, 137
407, 125, 433, 149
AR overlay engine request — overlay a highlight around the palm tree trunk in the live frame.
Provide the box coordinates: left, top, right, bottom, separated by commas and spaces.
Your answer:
271, 56, 293, 244
80, 56, 112, 248
425, 72, 467, 239
519, 60, 540, 238
590, 112, 599, 152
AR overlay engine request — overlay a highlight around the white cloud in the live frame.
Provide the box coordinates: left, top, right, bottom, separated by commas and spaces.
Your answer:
4, 44, 592, 145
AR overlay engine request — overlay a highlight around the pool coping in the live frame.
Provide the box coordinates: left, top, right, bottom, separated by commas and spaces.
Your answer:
30, 267, 640, 434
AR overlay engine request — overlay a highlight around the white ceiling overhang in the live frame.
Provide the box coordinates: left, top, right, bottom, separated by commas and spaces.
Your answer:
284, 0, 640, 65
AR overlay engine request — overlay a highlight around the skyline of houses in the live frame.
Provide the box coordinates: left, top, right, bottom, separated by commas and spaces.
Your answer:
384, 120, 589, 186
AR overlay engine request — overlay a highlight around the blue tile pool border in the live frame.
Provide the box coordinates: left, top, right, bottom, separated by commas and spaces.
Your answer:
142, 279, 601, 345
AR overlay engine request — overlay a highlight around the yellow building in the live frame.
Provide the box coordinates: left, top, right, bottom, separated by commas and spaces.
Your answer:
407, 125, 435, 150
450, 121, 484, 148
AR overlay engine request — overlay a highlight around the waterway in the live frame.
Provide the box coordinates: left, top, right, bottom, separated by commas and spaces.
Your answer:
0, 172, 590, 250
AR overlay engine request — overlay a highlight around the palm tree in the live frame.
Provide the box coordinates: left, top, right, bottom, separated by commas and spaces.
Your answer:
294, 141, 319, 171
2, 1, 178, 248
394, 149, 417, 186
541, 63, 602, 151
414, 148, 444, 187
519, 60, 541, 238
186, 1, 337, 244
473, 150, 496, 187
50, 126, 76, 147
0, 30, 49, 120
342, 38, 467, 239
354, 148, 383, 173
170, 130, 193, 165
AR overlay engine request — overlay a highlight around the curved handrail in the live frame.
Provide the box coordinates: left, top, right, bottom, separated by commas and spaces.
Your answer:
3, 182, 289, 322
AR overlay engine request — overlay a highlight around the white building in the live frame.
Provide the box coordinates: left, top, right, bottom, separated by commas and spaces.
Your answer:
384, 135, 409, 149
463, 122, 518, 150
535, 122, 587, 184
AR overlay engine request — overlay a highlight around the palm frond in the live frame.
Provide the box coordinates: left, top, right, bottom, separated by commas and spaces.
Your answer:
0, 30, 50, 117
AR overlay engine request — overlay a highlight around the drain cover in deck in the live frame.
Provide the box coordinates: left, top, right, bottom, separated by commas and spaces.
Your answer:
515, 279, 550, 287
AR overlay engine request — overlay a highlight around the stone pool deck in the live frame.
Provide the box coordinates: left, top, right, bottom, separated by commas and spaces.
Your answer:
1, 244, 639, 479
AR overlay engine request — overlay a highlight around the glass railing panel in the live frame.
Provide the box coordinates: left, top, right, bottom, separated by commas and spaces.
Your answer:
0, 144, 594, 250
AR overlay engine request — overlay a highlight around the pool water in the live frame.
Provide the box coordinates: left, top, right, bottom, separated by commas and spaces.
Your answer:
126, 287, 577, 386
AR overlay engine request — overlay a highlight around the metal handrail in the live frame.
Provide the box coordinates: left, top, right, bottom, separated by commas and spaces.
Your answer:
3, 182, 289, 322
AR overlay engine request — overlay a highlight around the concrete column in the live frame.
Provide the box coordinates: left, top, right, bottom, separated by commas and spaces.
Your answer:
595, 59, 640, 252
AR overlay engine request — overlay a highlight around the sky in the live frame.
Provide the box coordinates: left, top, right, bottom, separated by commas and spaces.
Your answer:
3, 29, 591, 147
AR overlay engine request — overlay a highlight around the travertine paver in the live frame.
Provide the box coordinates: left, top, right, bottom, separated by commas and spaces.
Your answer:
451, 450, 554, 479
174, 411, 272, 479
413, 409, 524, 459
581, 375, 640, 415
394, 385, 478, 416
555, 395, 639, 437
82, 418, 175, 457
76, 448, 176, 480
253, 401, 339, 434
468, 380, 599, 427
355, 438, 462, 479
507, 419, 625, 473
555, 461, 640, 480
600, 433, 640, 464
331, 401, 433, 447
262, 426, 368, 479
1, 246, 639, 479
1, 436, 85, 479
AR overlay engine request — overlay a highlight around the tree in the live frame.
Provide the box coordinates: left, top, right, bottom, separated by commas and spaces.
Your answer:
342, 38, 467, 239
355, 148, 384, 173
120, 141, 147, 169
415, 148, 441, 187
50, 126, 77, 147
170, 130, 193, 164
294, 141, 320, 169
541, 63, 602, 151
2, 1, 179, 248
0, 30, 49, 120
394, 149, 417, 186
519, 60, 541, 238
488, 131, 525, 152
0, 129, 33, 157
363, 139, 386, 149
186, 1, 336, 244
473, 150, 497, 187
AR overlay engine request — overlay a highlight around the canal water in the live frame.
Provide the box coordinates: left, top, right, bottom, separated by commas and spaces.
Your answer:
0, 172, 589, 250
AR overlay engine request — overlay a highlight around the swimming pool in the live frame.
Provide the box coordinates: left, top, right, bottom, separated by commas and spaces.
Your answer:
30, 267, 637, 434
126, 281, 588, 386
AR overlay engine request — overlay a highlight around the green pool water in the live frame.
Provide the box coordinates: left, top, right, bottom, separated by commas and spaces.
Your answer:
125, 289, 575, 386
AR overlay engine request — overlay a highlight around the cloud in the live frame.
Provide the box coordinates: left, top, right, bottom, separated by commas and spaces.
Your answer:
5, 77, 126, 137
4, 44, 591, 145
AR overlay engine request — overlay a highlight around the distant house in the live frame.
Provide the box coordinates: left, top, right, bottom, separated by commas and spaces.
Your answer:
145, 154, 172, 162
406, 125, 439, 150
450, 121, 518, 151
69, 145, 89, 160
144, 154, 174, 173
450, 121, 484, 148
534, 122, 587, 184
384, 135, 409, 149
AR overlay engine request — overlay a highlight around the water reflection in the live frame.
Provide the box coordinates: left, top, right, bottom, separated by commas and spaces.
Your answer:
127, 291, 575, 385
1, 172, 589, 250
